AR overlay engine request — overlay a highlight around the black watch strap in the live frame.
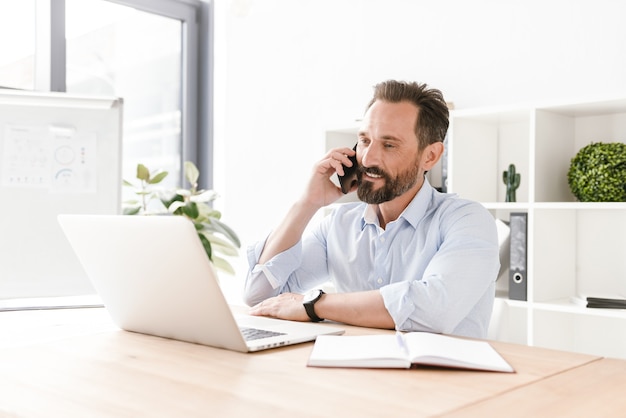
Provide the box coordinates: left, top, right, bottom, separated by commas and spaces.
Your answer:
303, 290, 325, 322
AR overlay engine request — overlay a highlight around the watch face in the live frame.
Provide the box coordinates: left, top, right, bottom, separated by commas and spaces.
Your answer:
303, 289, 320, 303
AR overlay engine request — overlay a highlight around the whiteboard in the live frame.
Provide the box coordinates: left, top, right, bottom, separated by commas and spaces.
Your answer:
0, 90, 123, 299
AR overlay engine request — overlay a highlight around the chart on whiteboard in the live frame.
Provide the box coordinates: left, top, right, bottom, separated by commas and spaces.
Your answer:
1, 124, 97, 193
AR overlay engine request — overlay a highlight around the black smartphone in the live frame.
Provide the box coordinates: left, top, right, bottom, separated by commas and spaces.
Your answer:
337, 144, 358, 194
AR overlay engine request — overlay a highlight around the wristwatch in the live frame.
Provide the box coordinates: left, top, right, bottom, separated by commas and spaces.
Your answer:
302, 289, 325, 322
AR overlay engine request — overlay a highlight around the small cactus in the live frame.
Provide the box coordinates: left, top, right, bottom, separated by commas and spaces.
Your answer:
502, 164, 520, 202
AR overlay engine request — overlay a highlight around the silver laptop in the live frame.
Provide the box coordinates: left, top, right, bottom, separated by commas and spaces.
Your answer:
57, 214, 344, 352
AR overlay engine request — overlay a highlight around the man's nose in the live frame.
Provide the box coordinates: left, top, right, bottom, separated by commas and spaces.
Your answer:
360, 143, 381, 168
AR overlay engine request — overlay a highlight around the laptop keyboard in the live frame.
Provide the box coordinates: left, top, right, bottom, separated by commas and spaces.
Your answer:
240, 327, 286, 341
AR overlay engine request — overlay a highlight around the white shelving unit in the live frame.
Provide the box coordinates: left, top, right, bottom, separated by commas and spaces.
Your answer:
449, 98, 626, 359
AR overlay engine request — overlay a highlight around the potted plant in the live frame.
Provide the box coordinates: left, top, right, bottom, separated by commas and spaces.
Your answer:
567, 142, 626, 202
123, 161, 241, 275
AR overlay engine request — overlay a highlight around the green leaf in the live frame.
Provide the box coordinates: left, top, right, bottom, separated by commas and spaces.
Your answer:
149, 171, 169, 184
191, 203, 214, 223
136, 164, 150, 181
123, 206, 141, 215
182, 201, 200, 219
184, 161, 199, 188
213, 243, 239, 257
161, 192, 183, 210
191, 190, 219, 203
200, 231, 239, 256
204, 218, 241, 248
211, 255, 235, 275
123, 179, 135, 187
206, 209, 222, 220
198, 232, 213, 261
176, 189, 191, 198
167, 200, 186, 214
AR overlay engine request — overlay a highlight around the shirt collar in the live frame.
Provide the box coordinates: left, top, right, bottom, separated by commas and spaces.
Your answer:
360, 177, 434, 230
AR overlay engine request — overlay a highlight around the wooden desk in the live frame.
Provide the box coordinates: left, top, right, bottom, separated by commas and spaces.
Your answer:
441, 357, 626, 417
0, 307, 620, 417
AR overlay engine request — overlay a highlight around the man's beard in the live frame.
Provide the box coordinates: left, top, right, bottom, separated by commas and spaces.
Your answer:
356, 162, 420, 204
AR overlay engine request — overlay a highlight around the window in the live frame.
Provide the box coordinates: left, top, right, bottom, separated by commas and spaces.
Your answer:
0, 0, 211, 302
0, 0, 206, 186
0, 1, 36, 90
66, 0, 184, 188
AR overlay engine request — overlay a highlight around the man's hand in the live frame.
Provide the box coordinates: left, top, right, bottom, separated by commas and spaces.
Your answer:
303, 146, 357, 208
257, 146, 357, 266
248, 293, 310, 322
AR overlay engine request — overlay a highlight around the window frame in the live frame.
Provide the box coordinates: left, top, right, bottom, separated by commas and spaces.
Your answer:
37, 0, 212, 188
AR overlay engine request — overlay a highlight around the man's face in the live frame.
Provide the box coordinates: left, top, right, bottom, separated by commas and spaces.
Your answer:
356, 100, 422, 204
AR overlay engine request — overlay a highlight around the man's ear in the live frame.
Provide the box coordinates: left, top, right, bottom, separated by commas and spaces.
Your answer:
421, 142, 445, 170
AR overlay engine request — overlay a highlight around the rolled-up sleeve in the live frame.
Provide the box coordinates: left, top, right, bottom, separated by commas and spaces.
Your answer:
379, 201, 499, 338
243, 236, 304, 306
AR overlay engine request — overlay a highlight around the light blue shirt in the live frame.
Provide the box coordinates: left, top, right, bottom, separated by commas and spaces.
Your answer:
244, 179, 499, 338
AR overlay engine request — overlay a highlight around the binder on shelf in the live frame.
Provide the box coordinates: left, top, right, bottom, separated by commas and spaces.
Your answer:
508, 212, 528, 301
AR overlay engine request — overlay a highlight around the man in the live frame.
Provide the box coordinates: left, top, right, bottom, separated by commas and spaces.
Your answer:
244, 80, 499, 338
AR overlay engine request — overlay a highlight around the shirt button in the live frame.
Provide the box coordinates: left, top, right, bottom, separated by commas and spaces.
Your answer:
377, 278, 383, 284
380, 237, 386, 243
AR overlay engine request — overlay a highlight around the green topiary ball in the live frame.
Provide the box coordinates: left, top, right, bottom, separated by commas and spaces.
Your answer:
567, 142, 626, 202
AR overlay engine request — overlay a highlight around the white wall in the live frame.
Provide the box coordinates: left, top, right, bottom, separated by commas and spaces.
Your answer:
211, 0, 626, 278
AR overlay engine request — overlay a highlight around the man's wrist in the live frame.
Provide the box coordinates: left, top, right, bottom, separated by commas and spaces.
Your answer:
302, 289, 325, 322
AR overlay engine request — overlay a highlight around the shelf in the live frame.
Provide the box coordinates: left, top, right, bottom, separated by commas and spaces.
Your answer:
481, 202, 531, 210
483, 202, 626, 210
533, 202, 626, 210
449, 97, 626, 358
494, 295, 531, 309
533, 298, 626, 318
537, 97, 626, 117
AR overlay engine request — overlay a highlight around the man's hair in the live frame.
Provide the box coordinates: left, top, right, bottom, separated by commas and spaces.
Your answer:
366, 80, 449, 149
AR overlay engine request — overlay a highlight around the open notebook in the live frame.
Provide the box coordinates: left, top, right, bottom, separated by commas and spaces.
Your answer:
308, 332, 514, 372
58, 214, 344, 352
